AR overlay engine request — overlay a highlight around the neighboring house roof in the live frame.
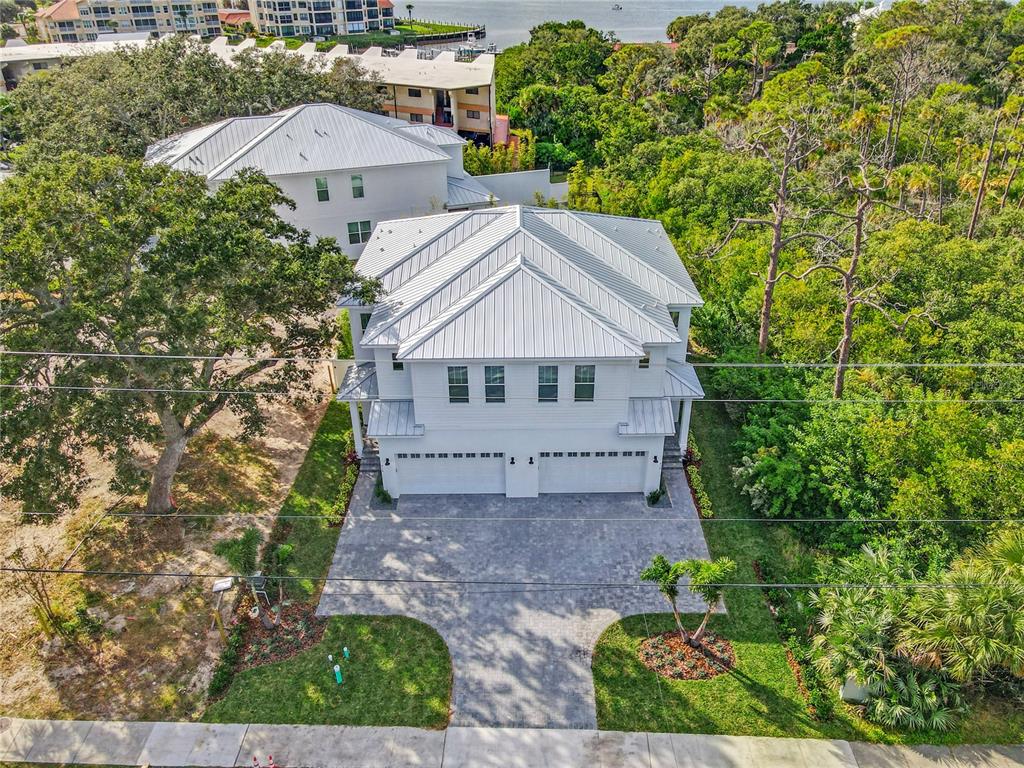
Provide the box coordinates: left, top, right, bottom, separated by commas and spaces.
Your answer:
145, 103, 450, 180
206, 36, 494, 90
36, 0, 80, 21
217, 8, 251, 25
340, 47, 494, 90
377, 0, 393, 7
446, 175, 496, 208
0, 37, 149, 63
356, 205, 703, 361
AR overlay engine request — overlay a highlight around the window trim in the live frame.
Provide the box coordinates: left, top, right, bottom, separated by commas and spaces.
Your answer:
466, 108, 481, 119
447, 365, 469, 403
484, 365, 505, 403
538, 365, 558, 402
351, 173, 364, 199
347, 219, 372, 244
315, 175, 329, 202
574, 364, 595, 402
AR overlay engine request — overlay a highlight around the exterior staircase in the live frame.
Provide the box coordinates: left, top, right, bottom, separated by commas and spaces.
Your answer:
360, 441, 381, 473
662, 435, 684, 470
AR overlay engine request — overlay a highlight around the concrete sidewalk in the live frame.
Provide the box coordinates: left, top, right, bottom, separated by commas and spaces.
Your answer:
2, 717, 1023, 768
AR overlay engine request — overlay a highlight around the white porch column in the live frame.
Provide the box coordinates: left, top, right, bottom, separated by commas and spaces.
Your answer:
349, 400, 363, 459
675, 307, 692, 361
678, 398, 693, 454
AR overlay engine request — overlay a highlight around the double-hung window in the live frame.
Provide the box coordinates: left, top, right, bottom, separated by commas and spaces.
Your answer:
466, 109, 481, 119
315, 176, 329, 202
638, 355, 650, 369
347, 220, 372, 244
448, 366, 469, 403
351, 174, 364, 198
538, 365, 558, 402
484, 365, 505, 403
574, 365, 595, 402
392, 352, 403, 371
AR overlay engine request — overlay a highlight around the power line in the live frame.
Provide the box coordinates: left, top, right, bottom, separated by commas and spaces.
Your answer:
3, 384, 1022, 405
4, 349, 1024, 369
10, 510, 1022, 524
0, 565, 1003, 591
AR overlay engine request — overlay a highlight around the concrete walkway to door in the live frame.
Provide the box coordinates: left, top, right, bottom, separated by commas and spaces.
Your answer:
317, 470, 709, 729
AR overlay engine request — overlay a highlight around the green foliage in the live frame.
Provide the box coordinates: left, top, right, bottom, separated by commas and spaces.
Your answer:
214, 528, 263, 576
207, 621, 246, 697
463, 129, 536, 174
373, 472, 393, 505
0, 153, 377, 516
4, 36, 382, 165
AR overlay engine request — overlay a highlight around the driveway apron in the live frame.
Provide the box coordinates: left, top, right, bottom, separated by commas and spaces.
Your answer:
317, 470, 709, 729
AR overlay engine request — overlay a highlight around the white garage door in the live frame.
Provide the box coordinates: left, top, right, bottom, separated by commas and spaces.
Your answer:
538, 450, 647, 494
395, 452, 506, 495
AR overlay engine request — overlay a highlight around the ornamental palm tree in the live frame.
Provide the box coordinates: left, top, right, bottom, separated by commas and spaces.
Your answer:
641, 554, 690, 644
641, 554, 736, 647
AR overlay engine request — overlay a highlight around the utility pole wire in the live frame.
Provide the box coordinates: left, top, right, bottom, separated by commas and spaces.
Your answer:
2, 352, 1024, 370
3, 384, 1023, 405
0, 565, 1005, 591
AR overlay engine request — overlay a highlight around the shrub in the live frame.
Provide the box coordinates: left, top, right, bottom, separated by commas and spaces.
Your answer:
207, 622, 245, 697
374, 472, 393, 504
686, 463, 714, 518
214, 528, 263, 576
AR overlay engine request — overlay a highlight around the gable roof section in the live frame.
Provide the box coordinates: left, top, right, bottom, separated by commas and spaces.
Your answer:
145, 103, 449, 181
398, 257, 645, 360
358, 205, 703, 361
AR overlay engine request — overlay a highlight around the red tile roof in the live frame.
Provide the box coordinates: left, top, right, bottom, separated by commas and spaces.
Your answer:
378, 0, 394, 7
218, 8, 251, 25
37, 0, 81, 21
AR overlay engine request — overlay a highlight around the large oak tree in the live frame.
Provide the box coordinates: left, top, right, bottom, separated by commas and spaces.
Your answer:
1, 153, 377, 515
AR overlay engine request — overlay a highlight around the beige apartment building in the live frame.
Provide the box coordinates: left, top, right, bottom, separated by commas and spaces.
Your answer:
36, 0, 221, 43
207, 38, 499, 143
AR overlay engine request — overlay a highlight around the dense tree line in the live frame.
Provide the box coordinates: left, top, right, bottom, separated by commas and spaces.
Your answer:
499, 2, 1024, 731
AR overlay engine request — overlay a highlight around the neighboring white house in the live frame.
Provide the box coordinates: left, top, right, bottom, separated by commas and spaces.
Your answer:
145, 103, 562, 256
337, 205, 705, 498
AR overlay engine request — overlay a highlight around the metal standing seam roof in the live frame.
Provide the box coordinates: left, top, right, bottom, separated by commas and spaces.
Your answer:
354, 205, 703, 362
366, 400, 424, 437
664, 360, 705, 399
446, 176, 498, 208
144, 103, 450, 180
619, 398, 677, 436
336, 362, 379, 401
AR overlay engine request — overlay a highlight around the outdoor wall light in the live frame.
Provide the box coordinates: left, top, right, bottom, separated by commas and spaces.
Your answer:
510, 456, 516, 465
653, 455, 659, 463
384, 457, 391, 466
528, 456, 534, 465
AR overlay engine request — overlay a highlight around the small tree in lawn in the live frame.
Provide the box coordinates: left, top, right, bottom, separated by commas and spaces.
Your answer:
641, 554, 691, 644
682, 557, 736, 645
641, 554, 736, 647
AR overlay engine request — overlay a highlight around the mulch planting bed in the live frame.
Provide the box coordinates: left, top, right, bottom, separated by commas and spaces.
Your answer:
235, 597, 327, 671
638, 631, 736, 681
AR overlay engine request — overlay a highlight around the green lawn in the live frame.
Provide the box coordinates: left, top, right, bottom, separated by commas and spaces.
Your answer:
202, 615, 452, 728
394, 19, 473, 35
593, 395, 1024, 744
269, 401, 354, 603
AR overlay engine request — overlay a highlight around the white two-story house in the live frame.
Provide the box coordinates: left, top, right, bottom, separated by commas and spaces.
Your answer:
338, 205, 705, 498
146, 103, 561, 257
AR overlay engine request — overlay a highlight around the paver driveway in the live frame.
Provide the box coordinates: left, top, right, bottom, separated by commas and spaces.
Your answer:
317, 470, 710, 729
